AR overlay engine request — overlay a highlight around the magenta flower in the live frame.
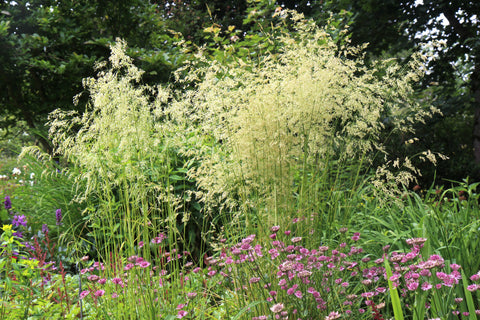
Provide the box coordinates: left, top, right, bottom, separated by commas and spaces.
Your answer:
470, 273, 480, 281
138, 261, 151, 268
406, 281, 419, 291
94, 290, 105, 297
467, 284, 479, 292
177, 310, 188, 319
79, 290, 90, 299
421, 282, 433, 291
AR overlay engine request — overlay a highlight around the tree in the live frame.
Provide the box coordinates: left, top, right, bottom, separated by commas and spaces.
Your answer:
0, 0, 183, 152
312, 0, 480, 181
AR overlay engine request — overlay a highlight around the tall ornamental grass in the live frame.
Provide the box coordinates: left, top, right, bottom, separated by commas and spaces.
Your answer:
171, 11, 442, 237
43, 39, 210, 264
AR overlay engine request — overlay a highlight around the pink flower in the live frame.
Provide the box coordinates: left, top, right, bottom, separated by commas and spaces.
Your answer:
250, 277, 261, 284
294, 290, 303, 298
270, 303, 284, 313
94, 290, 105, 297
361, 292, 374, 298
325, 311, 341, 320
421, 282, 433, 291
470, 274, 480, 281
138, 261, 151, 268
87, 275, 99, 282
406, 281, 419, 291
79, 290, 90, 299
270, 226, 280, 232
467, 284, 479, 292
151, 233, 166, 244
450, 263, 461, 271
287, 284, 298, 295
177, 310, 188, 318
291, 237, 302, 243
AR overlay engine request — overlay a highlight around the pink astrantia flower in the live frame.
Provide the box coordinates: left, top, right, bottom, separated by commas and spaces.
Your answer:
421, 282, 433, 291
325, 311, 341, 320
138, 260, 151, 268
470, 274, 480, 281
270, 303, 284, 313
177, 310, 188, 318
94, 290, 105, 297
291, 237, 302, 243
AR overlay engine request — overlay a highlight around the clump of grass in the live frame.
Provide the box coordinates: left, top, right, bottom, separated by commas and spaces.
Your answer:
172, 10, 443, 234
41, 39, 214, 264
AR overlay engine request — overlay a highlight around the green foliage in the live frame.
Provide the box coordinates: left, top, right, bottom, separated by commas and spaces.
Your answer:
0, 0, 185, 151
317, 0, 480, 182
15, 147, 92, 262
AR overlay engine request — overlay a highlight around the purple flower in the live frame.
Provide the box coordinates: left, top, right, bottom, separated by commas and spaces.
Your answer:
55, 209, 62, 225
4, 196, 12, 211
12, 215, 27, 227
42, 224, 49, 234
13, 231, 23, 238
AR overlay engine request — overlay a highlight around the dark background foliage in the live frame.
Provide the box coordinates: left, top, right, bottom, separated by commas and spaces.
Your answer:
1, 0, 479, 185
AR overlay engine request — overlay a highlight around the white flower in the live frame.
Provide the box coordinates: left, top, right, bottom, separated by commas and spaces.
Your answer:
12, 167, 21, 175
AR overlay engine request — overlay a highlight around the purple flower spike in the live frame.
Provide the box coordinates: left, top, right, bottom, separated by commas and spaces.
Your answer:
55, 209, 62, 225
12, 215, 27, 227
4, 196, 12, 211
42, 224, 49, 234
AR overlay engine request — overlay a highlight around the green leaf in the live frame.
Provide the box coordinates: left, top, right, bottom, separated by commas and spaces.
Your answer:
232, 300, 266, 320
384, 258, 404, 320
461, 269, 478, 320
